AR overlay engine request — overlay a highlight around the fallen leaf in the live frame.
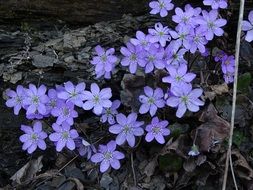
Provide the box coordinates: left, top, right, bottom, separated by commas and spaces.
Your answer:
10, 156, 43, 184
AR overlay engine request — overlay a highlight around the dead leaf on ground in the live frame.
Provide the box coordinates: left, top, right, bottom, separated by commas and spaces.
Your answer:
204, 83, 229, 100
10, 156, 43, 184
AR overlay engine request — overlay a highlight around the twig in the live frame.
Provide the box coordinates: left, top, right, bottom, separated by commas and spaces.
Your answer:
131, 152, 137, 186
222, 0, 245, 189
58, 154, 79, 172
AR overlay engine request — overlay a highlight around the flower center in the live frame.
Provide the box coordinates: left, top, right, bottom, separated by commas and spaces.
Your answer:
50, 99, 56, 108
62, 107, 70, 116
30, 133, 38, 141
70, 91, 78, 98
159, 1, 165, 8
208, 22, 215, 29
106, 108, 111, 115
176, 75, 182, 81
123, 125, 131, 133
16, 96, 23, 103
148, 55, 155, 62
101, 55, 107, 62
182, 16, 188, 23
158, 31, 164, 36
93, 95, 100, 104
152, 126, 161, 134
32, 96, 39, 105
104, 152, 113, 160
62, 132, 69, 139
130, 53, 137, 61
181, 96, 188, 103
148, 97, 155, 104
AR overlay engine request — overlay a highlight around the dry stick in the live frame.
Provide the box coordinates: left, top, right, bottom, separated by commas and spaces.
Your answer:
131, 152, 137, 186
222, 0, 245, 189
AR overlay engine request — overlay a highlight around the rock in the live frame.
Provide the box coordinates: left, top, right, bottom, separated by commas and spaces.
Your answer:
32, 54, 57, 68
100, 173, 113, 190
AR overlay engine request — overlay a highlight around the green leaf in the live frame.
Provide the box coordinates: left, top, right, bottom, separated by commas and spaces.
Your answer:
238, 72, 251, 93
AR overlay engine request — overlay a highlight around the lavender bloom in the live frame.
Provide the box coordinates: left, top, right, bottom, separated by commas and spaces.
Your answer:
148, 23, 171, 47
19, 121, 47, 154
51, 101, 78, 126
91, 140, 125, 173
214, 50, 226, 62
6, 85, 25, 115
130, 31, 152, 50
82, 83, 112, 115
139, 86, 165, 116
162, 64, 196, 88
187, 28, 208, 53
120, 42, 145, 74
196, 10, 227, 40
91, 45, 117, 79
101, 100, 121, 125
221, 55, 235, 74
149, 0, 174, 17
164, 42, 187, 68
49, 122, 79, 152
109, 113, 144, 147
185, 4, 202, 17
145, 117, 170, 144
172, 7, 195, 27
170, 25, 191, 49
203, 0, 228, 9
74, 137, 96, 159
242, 11, 253, 42
46, 89, 61, 115
223, 72, 234, 84
167, 84, 204, 118
141, 45, 165, 73
57, 81, 86, 107
23, 84, 49, 116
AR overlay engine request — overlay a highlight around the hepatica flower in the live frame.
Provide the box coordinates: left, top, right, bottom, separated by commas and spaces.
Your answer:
203, 0, 228, 9
223, 72, 234, 84
91, 140, 125, 173
141, 44, 165, 73
51, 101, 78, 126
46, 89, 61, 115
57, 81, 86, 107
82, 83, 112, 115
139, 86, 165, 116
162, 64, 196, 88
221, 55, 235, 74
148, 22, 171, 47
100, 100, 121, 125
91, 45, 117, 79
120, 42, 145, 74
145, 117, 170, 144
172, 6, 195, 27
109, 113, 144, 147
19, 121, 47, 154
170, 25, 191, 50
130, 31, 152, 50
6, 85, 25, 115
188, 144, 200, 156
196, 10, 227, 40
188, 28, 208, 53
167, 84, 204, 118
74, 137, 96, 159
23, 84, 49, 116
242, 11, 253, 42
149, 0, 174, 17
49, 122, 79, 152
214, 50, 226, 62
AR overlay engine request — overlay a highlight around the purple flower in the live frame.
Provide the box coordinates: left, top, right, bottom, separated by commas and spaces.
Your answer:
141, 44, 165, 73
130, 31, 152, 50
166, 84, 204, 118
221, 55, 235, 74
51, 101, 78, 126
109, 113, 144, 147
145, 117, 170, 144
187, 28, 208, 53
172, 6, 195, 27
82, 83, 112, 115
49, 122, 79, 152
170, 25, 191, 49
91, 140, 125, 173
91, 45, 117, 79
19, 121, 47, 154
196, 10, 227, 40
23, 84, 49, 116
203, 0, 228, 9
120, 42, 145, 74
162, 64, 196, 88
6, 85, 25, 115
139, 86, 165, 116
223, 72, 234, 84
57, 81, 86, 107
148, 23, 171, 47
214, 50, 226, 62
74, 137, 96, 159
46, 89, 61, 115
100, 100, 121, 125
164, 42, 187, 68
149, 0, 174, 17
242, 11, 253, 42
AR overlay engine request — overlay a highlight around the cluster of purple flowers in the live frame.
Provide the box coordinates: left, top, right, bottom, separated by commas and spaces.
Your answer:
242, 10, 253, 42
